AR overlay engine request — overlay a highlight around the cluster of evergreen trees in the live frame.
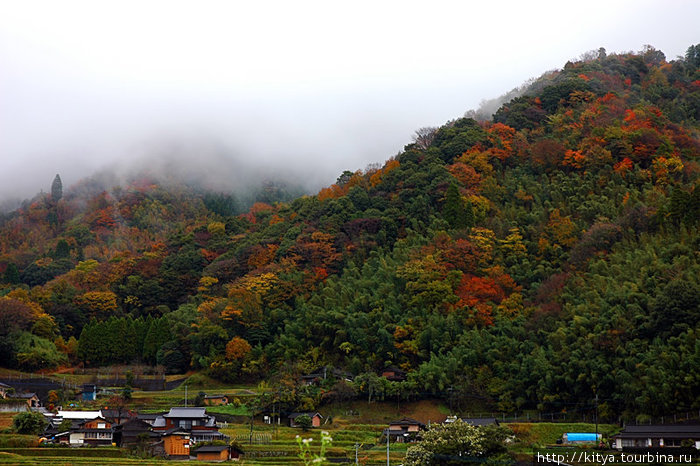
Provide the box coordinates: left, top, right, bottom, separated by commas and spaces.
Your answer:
77, 316, 172, 367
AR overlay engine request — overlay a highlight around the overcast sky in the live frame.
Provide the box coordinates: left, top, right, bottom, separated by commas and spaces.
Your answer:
1, 0, 698, 202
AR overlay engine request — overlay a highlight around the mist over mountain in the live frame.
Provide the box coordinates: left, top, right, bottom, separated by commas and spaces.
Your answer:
3, 1, 698, 212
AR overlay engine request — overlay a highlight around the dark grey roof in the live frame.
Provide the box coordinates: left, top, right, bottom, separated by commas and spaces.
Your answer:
10, 392, 38, 399
101, 409, 134, 418
389, 417, 424, 426
196, 445, 228, 453
161, 427, 191, 436
116, 419, 152, 431
620, 424, 700, 434
613, 424, 700, 439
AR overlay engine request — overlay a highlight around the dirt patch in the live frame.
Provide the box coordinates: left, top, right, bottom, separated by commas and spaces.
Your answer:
330, 399, 448, 425
0, 413, 15, 429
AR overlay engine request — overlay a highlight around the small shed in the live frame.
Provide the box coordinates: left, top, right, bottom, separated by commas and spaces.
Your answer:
196, 445, 230, 462
81, 384, 97, 401
161, 428, 191, 459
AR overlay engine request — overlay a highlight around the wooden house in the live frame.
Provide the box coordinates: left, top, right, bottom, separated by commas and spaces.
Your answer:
384, 418, 425, 442
381, 366, 406, 382
70, 416, 113, 446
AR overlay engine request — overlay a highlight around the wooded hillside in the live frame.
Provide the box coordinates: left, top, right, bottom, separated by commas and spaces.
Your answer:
1, 45, 698, 420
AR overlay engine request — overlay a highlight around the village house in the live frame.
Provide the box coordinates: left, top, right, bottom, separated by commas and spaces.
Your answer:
69, 416, 113, 446
299, 367, 353, 386
47, 409, 103, 430
288, 412, 323, 428
152, 407, 228, 444
101, 408, 136, 425
384, 417, 425, 442
299, 372, 324, 386
9, 392, 40, 409
0, 385, 41, 413
0, 382, 12, 398
381, 366, 406, 382
112, 418, 159, 447
612, 424, 700, 449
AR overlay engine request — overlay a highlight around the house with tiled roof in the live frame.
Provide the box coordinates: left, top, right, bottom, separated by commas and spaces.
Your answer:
612, 424, 700, 449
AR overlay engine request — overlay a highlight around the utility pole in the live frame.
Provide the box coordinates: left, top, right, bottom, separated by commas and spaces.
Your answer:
184, 384, 188, 407
595, 394, 599, 443
355, 443, 359, 465
386, 431, 390, 466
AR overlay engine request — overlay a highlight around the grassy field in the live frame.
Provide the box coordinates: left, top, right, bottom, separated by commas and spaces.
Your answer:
0, 414, 15, 430
506, 422, 620, 449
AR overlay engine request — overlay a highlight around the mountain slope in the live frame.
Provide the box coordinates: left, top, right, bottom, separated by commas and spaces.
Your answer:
1, 45, 698, 419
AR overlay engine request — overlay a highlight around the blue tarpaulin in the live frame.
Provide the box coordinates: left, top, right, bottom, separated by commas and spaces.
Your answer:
565, 433, 600, 442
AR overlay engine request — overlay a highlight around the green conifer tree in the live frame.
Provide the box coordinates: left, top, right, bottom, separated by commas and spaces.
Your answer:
51, 174, 63, 202
443, 183, 473, 229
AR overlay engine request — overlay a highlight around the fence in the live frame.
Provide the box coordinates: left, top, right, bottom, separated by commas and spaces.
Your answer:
454, 410, 700, 425
231, 433, 272, 444
0, 373, 188, 404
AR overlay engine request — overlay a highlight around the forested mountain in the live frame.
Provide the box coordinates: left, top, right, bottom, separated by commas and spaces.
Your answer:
1, 45, 698, 420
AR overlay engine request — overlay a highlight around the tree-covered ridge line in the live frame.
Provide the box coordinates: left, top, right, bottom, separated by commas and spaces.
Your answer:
0, 45, 698, 420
